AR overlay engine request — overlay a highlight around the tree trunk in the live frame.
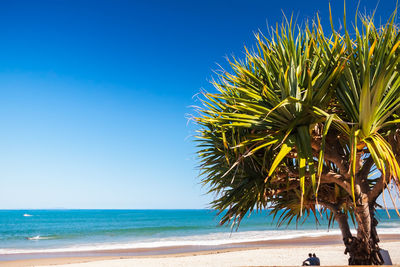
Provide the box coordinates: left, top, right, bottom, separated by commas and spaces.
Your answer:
335, 201, 384, 265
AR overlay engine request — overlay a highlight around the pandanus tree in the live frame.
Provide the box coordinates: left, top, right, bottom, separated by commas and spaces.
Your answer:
194, 7, 400, 265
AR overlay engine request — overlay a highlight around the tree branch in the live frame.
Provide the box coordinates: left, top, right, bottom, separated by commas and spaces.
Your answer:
367, 174, 389, 203
311, 139, 350, 179
271, 170, 352, 197
320, 171, 352, 195
358, 156, 374, 180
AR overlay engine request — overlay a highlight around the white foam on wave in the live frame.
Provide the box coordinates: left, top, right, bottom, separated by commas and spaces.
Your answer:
1, 227, 399, 255
26, 235, 52, 241
0, 229, 344, 254
379, 222, 400, 227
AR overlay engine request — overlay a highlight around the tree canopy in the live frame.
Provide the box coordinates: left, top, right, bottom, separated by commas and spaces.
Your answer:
193, 6, 400, 265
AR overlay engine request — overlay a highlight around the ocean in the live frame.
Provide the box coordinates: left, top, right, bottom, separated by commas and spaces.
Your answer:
0, 209, 399, 256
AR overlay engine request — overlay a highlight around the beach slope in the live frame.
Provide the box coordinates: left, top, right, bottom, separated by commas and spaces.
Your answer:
4, 240, 399, 267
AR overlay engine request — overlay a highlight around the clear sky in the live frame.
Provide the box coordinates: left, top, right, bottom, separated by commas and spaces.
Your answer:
0, 0, 398, 209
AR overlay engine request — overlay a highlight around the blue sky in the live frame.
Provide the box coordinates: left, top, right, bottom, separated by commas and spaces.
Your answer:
0, 0, 398, 209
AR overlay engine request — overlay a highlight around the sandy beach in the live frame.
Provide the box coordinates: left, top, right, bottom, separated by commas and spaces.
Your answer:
2, 235, 399, 267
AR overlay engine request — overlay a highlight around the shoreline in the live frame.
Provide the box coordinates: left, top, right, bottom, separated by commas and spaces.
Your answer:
1, 234, 399, 266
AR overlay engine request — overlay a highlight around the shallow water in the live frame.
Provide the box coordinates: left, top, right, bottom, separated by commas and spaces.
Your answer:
0, 209, 399, 254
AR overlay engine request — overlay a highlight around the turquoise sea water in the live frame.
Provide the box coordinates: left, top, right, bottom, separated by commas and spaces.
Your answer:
0, 209, 399, 255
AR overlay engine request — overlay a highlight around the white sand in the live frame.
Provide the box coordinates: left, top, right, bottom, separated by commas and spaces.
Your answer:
39, 241, 400, 267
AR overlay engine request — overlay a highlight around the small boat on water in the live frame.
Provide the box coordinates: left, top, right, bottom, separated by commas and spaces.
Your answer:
23, 214, 33, 217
